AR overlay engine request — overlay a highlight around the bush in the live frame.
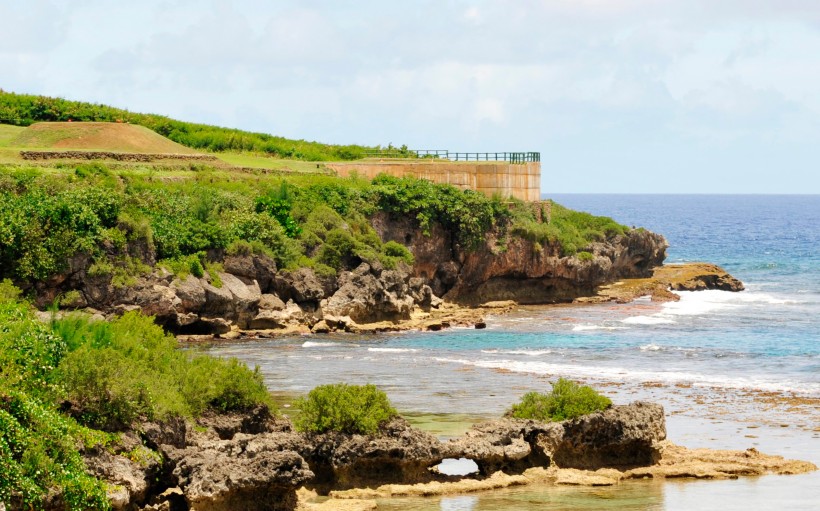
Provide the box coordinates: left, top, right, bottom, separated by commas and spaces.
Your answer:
0, 295, 111, 510
507, 378, 612, 422
509, 200, 627, 257
52, 311, 273, 430
294, 383, 397, 435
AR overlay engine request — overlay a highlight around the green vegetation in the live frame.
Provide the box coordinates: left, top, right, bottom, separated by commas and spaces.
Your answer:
510, 201, 627, 256
507, 378, 612, 422
0, 90, 377, 161
0, 162, 627, 284
294, 383, 397, 435
0, 281, 271, 509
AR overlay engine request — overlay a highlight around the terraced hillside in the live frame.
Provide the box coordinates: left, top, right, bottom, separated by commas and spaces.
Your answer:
11, 122, 201, 154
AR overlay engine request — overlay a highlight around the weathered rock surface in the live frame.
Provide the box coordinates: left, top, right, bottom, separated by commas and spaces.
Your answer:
371, 211, 669, 305
165, 440, 312, 511
324, 263, 415, 323
543, 401, 667, 469
296, 417, 445, 492
445, 402, 666, 475
584, 262, 745, 304
78, 400, 816, 510
33, 214, 744, 336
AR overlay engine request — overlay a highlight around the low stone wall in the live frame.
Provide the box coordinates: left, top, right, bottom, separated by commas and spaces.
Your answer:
19, 151, 218, 162
326, 160, 541, 202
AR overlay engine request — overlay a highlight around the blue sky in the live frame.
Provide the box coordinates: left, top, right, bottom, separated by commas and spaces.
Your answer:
2, 0, 819, 194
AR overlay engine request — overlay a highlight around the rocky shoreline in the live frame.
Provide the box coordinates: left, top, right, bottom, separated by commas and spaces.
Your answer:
175, 261, 745, 343
74, 402, 814, 511
32, 222, 672, 338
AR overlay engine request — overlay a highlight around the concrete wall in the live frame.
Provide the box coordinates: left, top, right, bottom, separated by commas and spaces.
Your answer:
325, 160, 541, 202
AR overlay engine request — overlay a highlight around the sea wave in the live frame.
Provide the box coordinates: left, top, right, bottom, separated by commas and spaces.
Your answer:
480, 349, 553, 356
621, 316, 676, 325
572, 324, 629, 331
368, 347, 419, 353
431, 357, 820, 394
639, 343, 662, 351
302, 341, 352, 348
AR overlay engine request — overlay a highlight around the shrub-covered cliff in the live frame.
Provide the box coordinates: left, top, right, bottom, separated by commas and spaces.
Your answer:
0, 165, 666, 332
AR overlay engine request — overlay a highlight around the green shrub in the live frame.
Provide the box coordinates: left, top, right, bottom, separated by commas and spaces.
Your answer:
576, 251, 594, 262
255, 194, 301, 238
382, 240, 414, 266
225, 210, 301, 267
369, 174, 509, 249
226, 239, 253, 256
294, 383, 397, 435
508, 200, 627, 257
0, 387, 111, 510
52, 311, 272, 430
507, 378, 612, 422
0, 295, 112, 510
159, 252, 206, 280
316, 228, 358, 270
87, 259, 114, 277
57, 290, 83, 308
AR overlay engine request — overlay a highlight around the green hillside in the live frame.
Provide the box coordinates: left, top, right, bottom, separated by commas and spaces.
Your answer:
0, 90, 378, 161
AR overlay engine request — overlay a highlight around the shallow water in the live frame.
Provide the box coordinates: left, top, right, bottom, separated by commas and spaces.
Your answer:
206, 195, 820, 510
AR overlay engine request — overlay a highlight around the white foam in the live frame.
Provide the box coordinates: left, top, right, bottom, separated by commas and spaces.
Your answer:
572, 324, 629, 331
673, 289, 803, 309
431, 357, 820, 395
621, 316, 676, 325
302, 341, 345, 348
481, 349, 553, 356
367, 347, 419, 353
640, 343, 663, 351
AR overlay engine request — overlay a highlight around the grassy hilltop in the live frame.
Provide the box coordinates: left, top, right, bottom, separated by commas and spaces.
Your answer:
0, 89, 377, 160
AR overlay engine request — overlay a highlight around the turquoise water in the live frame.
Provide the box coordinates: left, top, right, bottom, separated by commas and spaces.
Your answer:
207, 195, 820, 510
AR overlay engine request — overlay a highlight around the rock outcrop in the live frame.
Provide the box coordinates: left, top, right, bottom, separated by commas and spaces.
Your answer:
371, 212, 668, 305
77, 401, 816, 510
294, 417, 445, 492
31, 214, 743, 336
444, 402, 666, 475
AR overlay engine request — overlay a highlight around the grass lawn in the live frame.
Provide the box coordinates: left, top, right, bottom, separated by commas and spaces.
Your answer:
214, 152, 330, 173
0, 124, 24, 147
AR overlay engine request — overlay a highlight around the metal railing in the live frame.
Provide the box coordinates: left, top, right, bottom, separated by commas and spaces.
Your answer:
362, 149, 540, 163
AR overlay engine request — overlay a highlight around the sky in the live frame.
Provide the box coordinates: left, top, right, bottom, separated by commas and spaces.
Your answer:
2, 0, 820, 194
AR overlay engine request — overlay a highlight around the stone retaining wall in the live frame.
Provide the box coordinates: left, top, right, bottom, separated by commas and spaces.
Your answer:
19, 151, 218, 162
326, 160, 541, 202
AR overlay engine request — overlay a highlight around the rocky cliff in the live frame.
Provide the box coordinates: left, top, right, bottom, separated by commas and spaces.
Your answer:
372, 212, 668, 304
34, 214, 670, 334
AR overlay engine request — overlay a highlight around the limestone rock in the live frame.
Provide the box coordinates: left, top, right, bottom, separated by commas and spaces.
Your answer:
297, 417, 445, 491
201, 280, 234, 316
311, 320, 331, 333
259, 293, 286, 311
273, 268, 325, 304
666, 263, 745, 292
250, 300, 306, 329
83, 445, 159, 509
171, 275, 206, 312
166, 440, 312, 511
445, 402, 666, 475
324, 263, 415, 323
543, 402, 667, 469
445, 418, 561, 475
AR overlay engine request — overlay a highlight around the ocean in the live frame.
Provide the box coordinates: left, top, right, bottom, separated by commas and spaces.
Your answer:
206, 194, 820, 510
